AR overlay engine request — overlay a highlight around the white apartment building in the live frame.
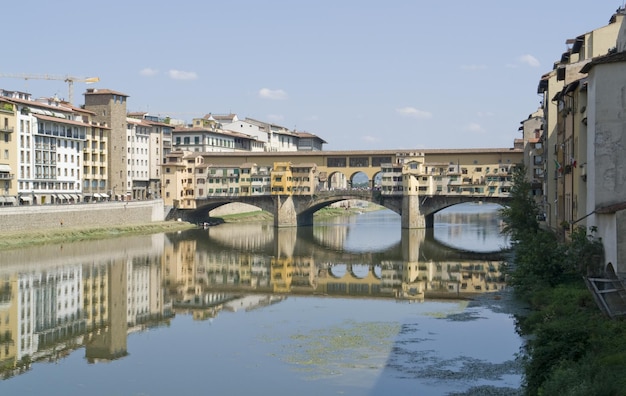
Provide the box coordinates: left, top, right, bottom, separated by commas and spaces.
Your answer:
224, 117, 299, 152
17, 265, 83, 360
128, 113, 174, 199
126, 117, 151, 199
126, 259, 151, 325
172, 127, 238, 152
0, 90, 87, 204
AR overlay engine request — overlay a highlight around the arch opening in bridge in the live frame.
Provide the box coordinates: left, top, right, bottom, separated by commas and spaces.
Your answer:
350, 264, 373, 279
329, 263, 347, 278
326, 171, 348, 190
432, 202, 509, 253
208, 202, 265, 218
187, 200, 272, 225
349, 171, 370, 189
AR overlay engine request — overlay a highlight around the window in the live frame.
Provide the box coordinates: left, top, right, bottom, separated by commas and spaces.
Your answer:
327, 157, 347, 167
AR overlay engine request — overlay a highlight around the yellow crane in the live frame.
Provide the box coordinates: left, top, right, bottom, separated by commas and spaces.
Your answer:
0, 73, 100, 104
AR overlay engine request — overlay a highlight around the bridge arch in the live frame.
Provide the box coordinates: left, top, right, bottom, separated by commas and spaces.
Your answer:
175, 191, 510, 229
419, 196, 508, 217
325, 171, 348, 190
349, 171, 370, 189
174, 199, 273, 224
294, 190, 388, 225
418, 196, 509, 228
328, 263, 382, 281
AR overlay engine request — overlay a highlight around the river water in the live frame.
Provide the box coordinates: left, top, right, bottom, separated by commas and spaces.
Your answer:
0, 203, 523, 395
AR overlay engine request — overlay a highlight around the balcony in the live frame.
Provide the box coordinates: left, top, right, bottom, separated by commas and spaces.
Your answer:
0, 126, 14, 133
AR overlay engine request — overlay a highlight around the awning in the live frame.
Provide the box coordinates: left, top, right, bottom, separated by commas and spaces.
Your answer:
0, 164, 11, 172
5, 197, 16, 204
0, 197, 5, 203
20, 196, 32, 202
94, 193, 102, 198
100, 193, 109, 198
63, 194, 71, 200
72, 194, 80, 201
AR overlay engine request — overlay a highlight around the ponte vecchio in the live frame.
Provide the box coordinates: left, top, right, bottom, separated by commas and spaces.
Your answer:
162, 148, 523, 228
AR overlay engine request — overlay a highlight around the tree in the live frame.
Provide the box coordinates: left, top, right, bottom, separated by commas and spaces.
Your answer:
499, 164, 540, 242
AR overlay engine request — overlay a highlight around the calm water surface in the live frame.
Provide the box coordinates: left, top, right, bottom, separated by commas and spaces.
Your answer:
0, 203, 522, 395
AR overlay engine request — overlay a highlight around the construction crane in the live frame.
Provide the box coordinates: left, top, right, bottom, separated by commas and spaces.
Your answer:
0, 73, 100, 104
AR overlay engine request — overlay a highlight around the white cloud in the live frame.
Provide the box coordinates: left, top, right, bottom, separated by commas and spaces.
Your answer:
140, 68, 159, 77
258, 88, 288, 100
460, 64, 487, 71
518, 54, 540, 67
466, 122, 486, 133
168, 70, 198, 80
396, 107, 433, 119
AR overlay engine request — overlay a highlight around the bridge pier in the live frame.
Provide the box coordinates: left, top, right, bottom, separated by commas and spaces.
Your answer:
274, 195, 298, 228
401, 195, 428, 229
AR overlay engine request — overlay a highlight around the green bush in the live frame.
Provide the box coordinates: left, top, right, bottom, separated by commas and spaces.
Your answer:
501, 166, 625, 395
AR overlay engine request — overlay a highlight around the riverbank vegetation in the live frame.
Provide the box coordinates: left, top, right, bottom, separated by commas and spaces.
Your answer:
501, 165, 626, 395
0, 221, 196, 251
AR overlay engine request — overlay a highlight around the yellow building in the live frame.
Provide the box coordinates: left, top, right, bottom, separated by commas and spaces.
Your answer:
385, 155, 515, 198
162, 151, 203, 209
537, 8, 625, 232
81, 113, 111, 201
0, 274, 18, 372
83, 262, 109, 329
271, 161, 292, 195
238, 163, 271, 196
271, 257, 293, 292
205, 164, 241, 196
290, 163, 317, 195
0, 98, 17, 205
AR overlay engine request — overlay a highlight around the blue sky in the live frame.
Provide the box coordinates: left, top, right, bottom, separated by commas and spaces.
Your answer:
2, 1, 621, 150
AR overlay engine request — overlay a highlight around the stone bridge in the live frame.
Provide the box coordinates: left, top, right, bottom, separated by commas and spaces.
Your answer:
168, 189, 511, 229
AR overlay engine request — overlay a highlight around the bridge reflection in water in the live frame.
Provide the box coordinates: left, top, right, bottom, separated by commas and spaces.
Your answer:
177, 221, 507, 302
0, 212, 507, 378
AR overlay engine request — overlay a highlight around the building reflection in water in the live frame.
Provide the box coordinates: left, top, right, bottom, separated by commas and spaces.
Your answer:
0, 220, 506, 379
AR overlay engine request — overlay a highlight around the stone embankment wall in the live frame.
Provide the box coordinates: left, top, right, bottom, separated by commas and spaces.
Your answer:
0, 200, 165, 233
